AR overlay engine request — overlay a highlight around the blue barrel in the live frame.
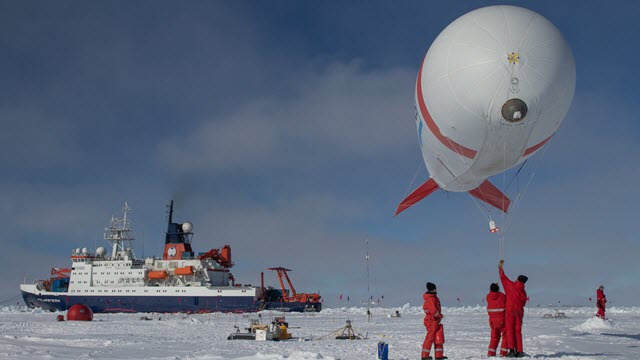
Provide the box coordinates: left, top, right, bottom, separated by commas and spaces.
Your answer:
377, 341, 388, 360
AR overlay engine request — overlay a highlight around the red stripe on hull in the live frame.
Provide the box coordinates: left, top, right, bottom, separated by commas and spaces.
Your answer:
523, 135, 553, 156
416, 59, 477, 159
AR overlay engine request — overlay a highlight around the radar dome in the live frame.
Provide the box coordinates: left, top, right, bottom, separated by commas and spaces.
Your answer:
81, 247, 88, 254
75, 248, 81, 254
96, 247, 106, 256
182, 221, 193, 233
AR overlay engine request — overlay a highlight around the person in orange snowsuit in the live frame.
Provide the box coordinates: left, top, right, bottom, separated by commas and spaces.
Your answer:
421, 282, 447, 360
499, 260, 528, 358
486, 283, 508, 357
596, 285, 606, 319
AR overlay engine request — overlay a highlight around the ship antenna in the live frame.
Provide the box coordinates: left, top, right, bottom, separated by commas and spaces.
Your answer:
104, 202, 136, 260
122, 202, 131, 230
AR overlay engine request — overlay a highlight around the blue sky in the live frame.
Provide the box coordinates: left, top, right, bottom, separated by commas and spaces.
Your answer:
1, 1, 639, 307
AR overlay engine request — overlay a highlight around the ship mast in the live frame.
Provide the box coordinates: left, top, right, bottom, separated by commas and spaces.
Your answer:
104, 202, 136, 260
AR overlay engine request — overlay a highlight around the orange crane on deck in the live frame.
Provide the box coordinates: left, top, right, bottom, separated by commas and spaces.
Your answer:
267, 267, 321, 303
50, 267, 71, 279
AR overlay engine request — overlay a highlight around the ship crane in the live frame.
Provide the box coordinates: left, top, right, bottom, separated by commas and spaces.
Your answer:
50, 267, 71, 279
267, 267, 320, 303
198, 245, 234, 268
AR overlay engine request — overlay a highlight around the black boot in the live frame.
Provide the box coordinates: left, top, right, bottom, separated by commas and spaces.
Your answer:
506, 350, 516, 358
421, 357, 433, 360
435, 357, 448, 360
515, 352, 525, 358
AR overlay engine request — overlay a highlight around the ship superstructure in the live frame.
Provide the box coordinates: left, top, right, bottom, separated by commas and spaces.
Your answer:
20, 202, 262, 313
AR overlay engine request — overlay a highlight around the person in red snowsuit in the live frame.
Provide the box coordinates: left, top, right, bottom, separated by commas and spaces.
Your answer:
596, 285, 606, 319
499, 260, 528, 358
486, 283, 508, 357
421, 282, 447, 360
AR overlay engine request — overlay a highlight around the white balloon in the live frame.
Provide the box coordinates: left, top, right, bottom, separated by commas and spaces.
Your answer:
397, 5, 575, 215
417, 5, 575, 192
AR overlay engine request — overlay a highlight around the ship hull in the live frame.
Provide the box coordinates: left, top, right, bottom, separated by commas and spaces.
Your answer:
263, 301, 322, 312
21, 290, 321, 313
21, 290, 260, 313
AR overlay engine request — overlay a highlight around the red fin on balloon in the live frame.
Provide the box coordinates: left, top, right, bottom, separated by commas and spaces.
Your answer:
395, 178, 510, 215
468, 180, 511, 213
394, 178, 439, 216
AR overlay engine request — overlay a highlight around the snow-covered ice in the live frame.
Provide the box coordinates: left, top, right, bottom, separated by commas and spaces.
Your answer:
1, 305, 639, 359
570, 316, 622, 333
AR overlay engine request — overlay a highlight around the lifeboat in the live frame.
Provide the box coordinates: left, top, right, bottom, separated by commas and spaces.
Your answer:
148, 270, 168, 279
174, 266, 194, 276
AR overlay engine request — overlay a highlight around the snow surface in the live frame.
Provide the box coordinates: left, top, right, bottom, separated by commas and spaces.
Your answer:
1, 305, 639, 359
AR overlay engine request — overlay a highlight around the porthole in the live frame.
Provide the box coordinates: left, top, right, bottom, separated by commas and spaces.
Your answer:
501, 98, 528, 123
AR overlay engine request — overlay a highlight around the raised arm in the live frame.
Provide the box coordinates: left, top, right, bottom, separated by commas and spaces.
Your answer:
499, 260, 513, 286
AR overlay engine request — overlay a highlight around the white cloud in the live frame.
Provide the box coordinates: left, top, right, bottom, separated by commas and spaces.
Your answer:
157, 62, 416, 174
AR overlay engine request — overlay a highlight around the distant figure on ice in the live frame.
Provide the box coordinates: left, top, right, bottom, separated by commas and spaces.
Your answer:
499, 260, 528, 358
596, 285, 607, 319
421, 282, 447, 360
486, 283, 507, 357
